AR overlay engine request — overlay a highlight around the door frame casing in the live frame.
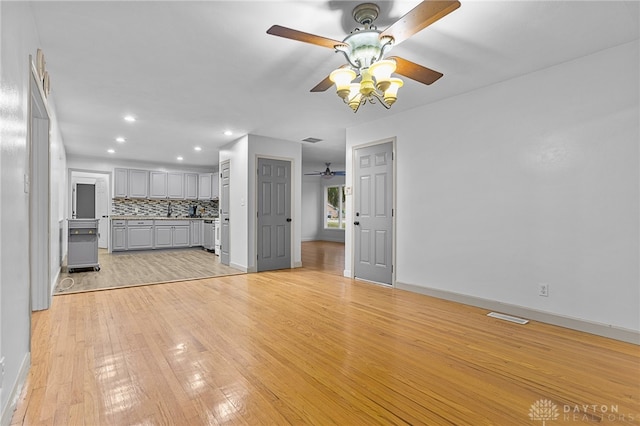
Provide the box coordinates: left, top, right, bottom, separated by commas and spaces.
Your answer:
253, 154, 295, 272
67, 168, 112, 250
349, 137, 397, 286
28, 58, 51, 312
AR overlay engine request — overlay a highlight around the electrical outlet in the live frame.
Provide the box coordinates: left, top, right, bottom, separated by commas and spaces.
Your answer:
539, 284, 549, 297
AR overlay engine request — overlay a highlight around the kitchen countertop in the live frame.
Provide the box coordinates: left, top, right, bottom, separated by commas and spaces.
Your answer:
111, 216, 218, 220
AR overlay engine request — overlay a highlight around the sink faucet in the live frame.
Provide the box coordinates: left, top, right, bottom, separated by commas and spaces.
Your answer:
167, 201, 172, 217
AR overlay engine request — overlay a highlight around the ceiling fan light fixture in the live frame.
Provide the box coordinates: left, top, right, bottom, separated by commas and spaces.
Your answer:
384, 77, 404, 105
348, 83, 363, 111
329, 68, 356, 99
369, 59, 396, 91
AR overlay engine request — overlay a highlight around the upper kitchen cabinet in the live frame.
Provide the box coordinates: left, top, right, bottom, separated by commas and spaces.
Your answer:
185, 173, 198, 199
149, 171, 168, 198
149, 171, 184, 199
129, 169, 149, 198
114, 168, 149, 198
167, 172, 185, 199
198, 173, 219, 200
114, 168, 128, 198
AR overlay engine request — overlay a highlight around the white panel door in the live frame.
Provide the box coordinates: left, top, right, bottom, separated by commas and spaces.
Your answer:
257, 158, 291, 271
354, 142, 393, 285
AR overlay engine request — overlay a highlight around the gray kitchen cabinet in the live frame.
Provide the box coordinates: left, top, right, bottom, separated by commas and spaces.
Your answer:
198, 173, 213, 199
190, 220, 202, 246
127, 220, 154, 250
154, 220, 190, 248
168, 172, 184, 199
154, 225, 173, 248
128, 169, 149, 198
114, 168, 129, 198
149, 171, 168, 198
173, 225, 190, 247
111, 220, 127, 251
185, 173, 198, 199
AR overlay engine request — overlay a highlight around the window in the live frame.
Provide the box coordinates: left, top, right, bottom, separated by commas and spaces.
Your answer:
325, 185, 346, 229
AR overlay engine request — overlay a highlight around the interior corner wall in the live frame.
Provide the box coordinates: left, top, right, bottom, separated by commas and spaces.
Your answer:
220, 135, 249, 271
0, 1, 67, 421
346, 41, 639, 334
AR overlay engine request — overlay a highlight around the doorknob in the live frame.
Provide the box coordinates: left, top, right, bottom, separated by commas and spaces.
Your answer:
224, 218, 229, 221
286, 218, 292, 222
354, 221, 360, 225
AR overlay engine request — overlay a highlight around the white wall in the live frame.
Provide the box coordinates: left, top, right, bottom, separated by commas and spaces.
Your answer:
346, 41, 639, 336
219, 136, 249, 271
0, 1, 68, 421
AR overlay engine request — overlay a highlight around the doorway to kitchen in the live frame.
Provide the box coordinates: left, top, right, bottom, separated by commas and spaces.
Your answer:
69, 169, 111, 249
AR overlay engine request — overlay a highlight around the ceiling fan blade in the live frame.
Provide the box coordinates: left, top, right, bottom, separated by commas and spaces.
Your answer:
380, 0, 461, 46
267, 25, 346, 50
388, 56, 443, 85
310, 75, 334, 92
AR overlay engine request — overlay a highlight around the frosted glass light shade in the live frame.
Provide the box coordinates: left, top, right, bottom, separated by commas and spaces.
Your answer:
348, 83, 362, 111
383, 78, 404, 105
369, 60, 396, 81
330, 68, 356, 99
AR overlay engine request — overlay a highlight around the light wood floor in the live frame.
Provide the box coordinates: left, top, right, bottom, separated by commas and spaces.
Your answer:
12, 242, 640, 425
56, 248, 243, 294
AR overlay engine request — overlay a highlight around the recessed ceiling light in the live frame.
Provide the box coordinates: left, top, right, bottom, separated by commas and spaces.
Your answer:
177, 156, 183, 161
224, 130, 233, 136
107, 149, 115, 154
116, 137, 126, 143
194, 146, 202, 151
124, 115, 136, 122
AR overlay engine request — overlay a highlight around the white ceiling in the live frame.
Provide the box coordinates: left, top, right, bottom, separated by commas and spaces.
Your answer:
30, 1, 639, 168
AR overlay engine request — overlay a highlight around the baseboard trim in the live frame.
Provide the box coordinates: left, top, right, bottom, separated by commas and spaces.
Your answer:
343, 269, 352, 278
294, 261, 302, 268
1, 352, 31, 426
230, 263, 248, 273
396, 282, 639, 345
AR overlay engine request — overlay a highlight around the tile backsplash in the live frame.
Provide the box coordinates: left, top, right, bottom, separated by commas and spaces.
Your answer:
112, 198, 218, 217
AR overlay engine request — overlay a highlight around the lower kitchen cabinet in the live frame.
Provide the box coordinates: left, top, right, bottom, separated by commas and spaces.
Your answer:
112, 220, 127, 251
190, 220, 202, 247
127, 220, 154, 250
154, 221, 190, 248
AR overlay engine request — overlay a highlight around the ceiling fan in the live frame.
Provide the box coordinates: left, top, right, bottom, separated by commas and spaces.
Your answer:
267, 1, 461, 112
305, 163, 346, 178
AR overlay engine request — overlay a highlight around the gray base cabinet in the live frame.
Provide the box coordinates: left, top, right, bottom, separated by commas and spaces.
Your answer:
112, 220, 127, 251
190, 220, 202, 247
127, 220, 154, 250
111, 218, 207, 251
154, 221, 190, 249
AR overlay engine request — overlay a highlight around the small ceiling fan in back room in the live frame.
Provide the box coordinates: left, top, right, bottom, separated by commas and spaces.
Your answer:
305, 163, 346, 178
267, 0, 461, 112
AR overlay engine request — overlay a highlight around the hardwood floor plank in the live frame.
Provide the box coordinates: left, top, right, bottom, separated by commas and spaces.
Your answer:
10, 242, 640, 424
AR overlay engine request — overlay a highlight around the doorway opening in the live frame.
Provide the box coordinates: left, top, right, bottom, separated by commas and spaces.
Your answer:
69, 170, 111, 249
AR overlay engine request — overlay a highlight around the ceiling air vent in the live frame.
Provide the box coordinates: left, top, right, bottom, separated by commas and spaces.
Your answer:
302, 137, 322, 143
